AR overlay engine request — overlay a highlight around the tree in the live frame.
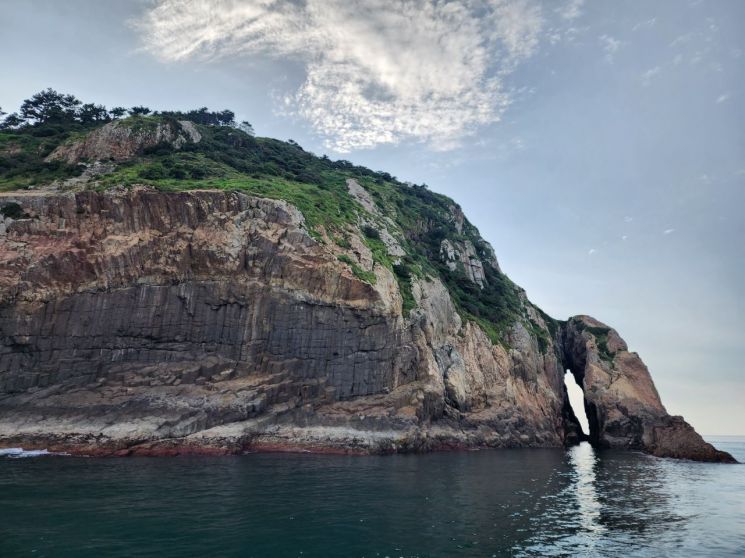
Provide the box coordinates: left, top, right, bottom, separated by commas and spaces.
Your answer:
129, 106, 151, 116
78, 103, 110, 124
216, 109, 235, 127
19, 88, 82, 124
109, 107, 127, 119
0, 113, 24, 130
238, 120, 255, 136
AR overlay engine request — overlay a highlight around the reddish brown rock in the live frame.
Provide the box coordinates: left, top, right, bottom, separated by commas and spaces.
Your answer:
0, 189, 576, 456
0, 190, 734, 462
562, 315, 735, 463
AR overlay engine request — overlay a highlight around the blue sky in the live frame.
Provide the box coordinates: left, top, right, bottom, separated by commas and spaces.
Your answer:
1, 0, 742, 434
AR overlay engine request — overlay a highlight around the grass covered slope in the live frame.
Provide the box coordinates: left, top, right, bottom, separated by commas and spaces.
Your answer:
0, 94, 557, 348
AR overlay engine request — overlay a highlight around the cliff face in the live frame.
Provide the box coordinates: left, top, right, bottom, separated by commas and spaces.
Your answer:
0, 188, 734, 461
46, 119, 202, 164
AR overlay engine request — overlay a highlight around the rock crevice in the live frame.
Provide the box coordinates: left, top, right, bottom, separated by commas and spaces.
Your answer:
0, 190, 734, 462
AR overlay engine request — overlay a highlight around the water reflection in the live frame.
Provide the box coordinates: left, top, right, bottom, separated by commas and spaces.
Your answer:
517, 442, 696, 557
1, 442, 741, 558
570, 443, 605, 538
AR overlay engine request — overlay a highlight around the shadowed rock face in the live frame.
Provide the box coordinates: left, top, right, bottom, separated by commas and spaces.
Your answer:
0, 190, 734, 461
562, 316, 735, 462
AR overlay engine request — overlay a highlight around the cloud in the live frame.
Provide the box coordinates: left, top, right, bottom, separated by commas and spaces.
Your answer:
670, 33, 694, 48
663, 228, 675, 235
556, 0, 584, 21
716, 92, 731, 104
135, 0, 546, 152
599, 34, 622, 63
588, 248, 597, 255
641, 66, 660, 87
632, 17, 656, 31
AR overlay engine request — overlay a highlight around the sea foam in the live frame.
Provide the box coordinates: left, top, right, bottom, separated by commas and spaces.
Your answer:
0, 447, 64, 458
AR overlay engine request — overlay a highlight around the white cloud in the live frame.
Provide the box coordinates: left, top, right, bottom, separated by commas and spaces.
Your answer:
621, 235, 628, 241
599, 34, 622, 63
670, 33, 694, 48
663, 228, 675, 235
510, 136, 526, 150
588, 248, 597, 255
556, 0, 584, 21
641, 66, 660, 87
624, 216, 634, 223
716, 92, 731, 104
632, 17, 656, 32
135, 0, 546, 152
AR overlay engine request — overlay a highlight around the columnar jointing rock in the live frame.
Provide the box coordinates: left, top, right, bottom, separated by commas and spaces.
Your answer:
0, 190, 735, 462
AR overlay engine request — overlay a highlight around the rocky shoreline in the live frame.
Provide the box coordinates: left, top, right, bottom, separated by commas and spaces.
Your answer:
0, 189, 736, 463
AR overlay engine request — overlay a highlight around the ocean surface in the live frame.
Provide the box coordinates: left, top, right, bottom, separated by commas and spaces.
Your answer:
1, 438, 743, 557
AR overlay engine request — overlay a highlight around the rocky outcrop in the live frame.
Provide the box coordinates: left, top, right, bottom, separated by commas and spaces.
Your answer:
0, 189, 574, 456
0, 190, 734, 462
562, 316, 735, 462
346, 178, 406, 261
46, 118, 201, 164
440, 238, 487, 287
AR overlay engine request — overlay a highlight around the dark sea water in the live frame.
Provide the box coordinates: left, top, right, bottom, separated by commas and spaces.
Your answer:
1, 438, 743, 558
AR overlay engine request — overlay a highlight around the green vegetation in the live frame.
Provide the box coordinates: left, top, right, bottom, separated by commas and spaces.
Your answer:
527, 318, 550, 353
1, 201, 29, 219
577, 323, 615, 363
0, 127, 87, 191
535, 306, 561, 340
337, 255, 376, 284
0, 88, 558, 346
392, 262, 416, 317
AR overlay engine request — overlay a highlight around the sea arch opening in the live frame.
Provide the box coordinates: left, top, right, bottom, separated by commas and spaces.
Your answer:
564, 370, 590, 439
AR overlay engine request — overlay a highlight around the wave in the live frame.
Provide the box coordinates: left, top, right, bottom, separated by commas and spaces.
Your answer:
0, 447, 68, 458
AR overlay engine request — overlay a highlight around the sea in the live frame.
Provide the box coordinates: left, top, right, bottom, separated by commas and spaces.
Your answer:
1, 437, 743, 557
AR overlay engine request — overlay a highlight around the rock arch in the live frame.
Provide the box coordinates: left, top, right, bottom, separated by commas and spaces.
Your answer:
560, 315, 734, 462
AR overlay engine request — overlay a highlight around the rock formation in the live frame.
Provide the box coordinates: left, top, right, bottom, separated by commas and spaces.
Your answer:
0, 188, 734, 461
45, 118, 201, 164
0, 110, 734, 462
562, 316, 734, 461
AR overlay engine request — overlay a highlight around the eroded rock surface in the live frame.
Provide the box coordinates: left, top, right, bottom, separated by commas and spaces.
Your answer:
562, 316, 735, 462
0, 189, 575, 456
46, 119, 201, 164
0, 190, 733, 462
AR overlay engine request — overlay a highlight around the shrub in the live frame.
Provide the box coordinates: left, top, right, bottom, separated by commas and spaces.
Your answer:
139, 164, 166, 180
362, 225, 380, 240
1, 202, 28, 219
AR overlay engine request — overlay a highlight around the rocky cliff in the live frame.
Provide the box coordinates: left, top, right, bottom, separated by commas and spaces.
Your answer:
0, 115, 734, 462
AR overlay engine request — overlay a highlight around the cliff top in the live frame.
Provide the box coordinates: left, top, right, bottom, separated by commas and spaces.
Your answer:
0, 88, 555, 347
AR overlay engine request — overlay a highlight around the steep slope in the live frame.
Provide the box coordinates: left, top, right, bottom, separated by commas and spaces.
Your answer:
0, 115, 735, 461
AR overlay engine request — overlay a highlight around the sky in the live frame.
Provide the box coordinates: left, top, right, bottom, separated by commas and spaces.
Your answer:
1, 0, 742, 435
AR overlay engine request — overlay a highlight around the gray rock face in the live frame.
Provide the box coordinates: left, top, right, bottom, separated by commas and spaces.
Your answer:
0, 190, 732, 461
347, 178, 406, 261
45, 119, 201, 164
439, 239, 487, 287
